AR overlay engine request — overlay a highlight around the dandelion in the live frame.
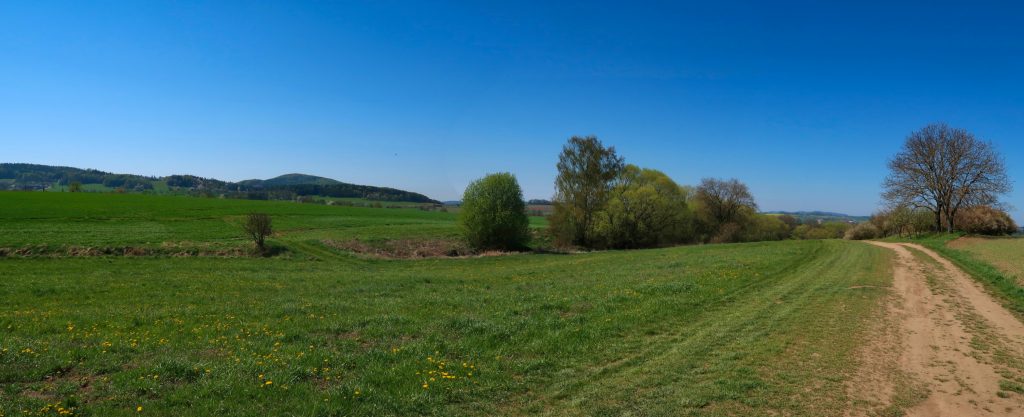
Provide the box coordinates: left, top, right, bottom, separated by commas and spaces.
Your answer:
137, 406, 143, 412
265, 380, 273, 386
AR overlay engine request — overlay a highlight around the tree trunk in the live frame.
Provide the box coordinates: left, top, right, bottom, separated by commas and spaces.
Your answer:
945, 208, 956, 233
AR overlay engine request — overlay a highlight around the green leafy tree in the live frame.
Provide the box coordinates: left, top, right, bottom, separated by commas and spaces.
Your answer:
742, 215, 792, 242
551, 136, 624, 247
460, 173, 530, 251
592, 165, 694, 248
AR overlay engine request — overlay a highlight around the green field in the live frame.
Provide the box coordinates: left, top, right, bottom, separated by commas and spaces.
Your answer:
0, 193, 466, 252
949, 236, 1024, 284
0, 192, 897, 416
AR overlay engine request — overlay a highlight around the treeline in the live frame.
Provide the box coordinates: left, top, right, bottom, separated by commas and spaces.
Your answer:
268, 184, 435, 203
456, 136, 855, 252
0, 163, 437, 203
0, 163, 157, 191
547, 136, 845, 250
845, 204, 1018, 240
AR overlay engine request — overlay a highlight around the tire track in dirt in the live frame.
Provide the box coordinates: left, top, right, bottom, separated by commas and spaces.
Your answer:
858, 242, 1024, 416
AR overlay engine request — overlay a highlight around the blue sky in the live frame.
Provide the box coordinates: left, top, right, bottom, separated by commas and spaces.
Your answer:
2, 1, 1022, 218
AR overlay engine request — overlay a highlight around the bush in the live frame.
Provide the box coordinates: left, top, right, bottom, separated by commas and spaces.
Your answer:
793, 223, 848, 240
459, 173, 530, 251
243, 213, 273, 253
954, 205, 1018, 235
742, 215, 791, 242
844, 222, 881, 240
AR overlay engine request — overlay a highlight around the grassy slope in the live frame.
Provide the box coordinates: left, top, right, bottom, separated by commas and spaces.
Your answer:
1, 243, 892, 416
0, 192, 895, 416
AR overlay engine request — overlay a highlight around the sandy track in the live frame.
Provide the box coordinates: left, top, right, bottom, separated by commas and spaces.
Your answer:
859, 242, 1024, 416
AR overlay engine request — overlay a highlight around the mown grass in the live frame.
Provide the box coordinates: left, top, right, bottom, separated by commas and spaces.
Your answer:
0, 192, 896, 416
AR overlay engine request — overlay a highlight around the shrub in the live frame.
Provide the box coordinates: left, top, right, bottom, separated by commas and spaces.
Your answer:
243, 213, 273, 253
844, 222, 881, 240
793, 224, 842, 240
459, 173, 530, 251
955, 205, 1018, 235
742, 215, 791, 242
710, 222, 743, 244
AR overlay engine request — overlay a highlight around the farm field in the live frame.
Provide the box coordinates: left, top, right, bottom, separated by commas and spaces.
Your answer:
0, 193, 471, 254
0, 193, 902, 416
948, 236, 1024, 284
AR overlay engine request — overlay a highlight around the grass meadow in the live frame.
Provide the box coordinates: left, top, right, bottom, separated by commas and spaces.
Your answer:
0, 192, 896, 416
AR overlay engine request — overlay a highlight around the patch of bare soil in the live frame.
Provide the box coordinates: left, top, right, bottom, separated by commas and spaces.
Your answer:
859, 241, 1024, 416
322, 239, 472, 258
0, 243, 254, 258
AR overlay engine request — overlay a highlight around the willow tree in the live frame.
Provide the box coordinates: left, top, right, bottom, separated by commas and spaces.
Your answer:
459, 172, 530, 251
882, 123, 1010, 233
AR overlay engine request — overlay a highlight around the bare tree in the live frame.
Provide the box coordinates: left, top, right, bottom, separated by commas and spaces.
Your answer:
551, 136, 625, 247
695, 178, 758, 226
243, 213, 273, 253
883, 123, 1011, 233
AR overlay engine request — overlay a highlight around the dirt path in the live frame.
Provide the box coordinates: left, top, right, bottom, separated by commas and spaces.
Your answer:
855, 242, 1024, 416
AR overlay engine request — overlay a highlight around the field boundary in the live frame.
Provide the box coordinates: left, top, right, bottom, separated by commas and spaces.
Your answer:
915, 235, 1024, 319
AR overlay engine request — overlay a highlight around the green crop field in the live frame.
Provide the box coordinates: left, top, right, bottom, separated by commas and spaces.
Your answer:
0, 192, 897, 416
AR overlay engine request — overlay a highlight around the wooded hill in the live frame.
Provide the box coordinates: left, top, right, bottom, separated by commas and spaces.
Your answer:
0, 163, 438, 203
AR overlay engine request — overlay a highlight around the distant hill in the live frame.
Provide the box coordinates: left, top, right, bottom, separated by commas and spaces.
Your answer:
0, 163, 437, 203
764, 211, 869, 224
238, 173, 340, 188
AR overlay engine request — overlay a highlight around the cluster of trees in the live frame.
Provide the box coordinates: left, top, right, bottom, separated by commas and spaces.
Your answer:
457, 136, 873, 252
547, 136, 799, 250
792, 221, 853, 240
852, 203, 1018, 241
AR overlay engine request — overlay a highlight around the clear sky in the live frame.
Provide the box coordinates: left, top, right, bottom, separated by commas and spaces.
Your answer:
2, 1, 1022, 218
